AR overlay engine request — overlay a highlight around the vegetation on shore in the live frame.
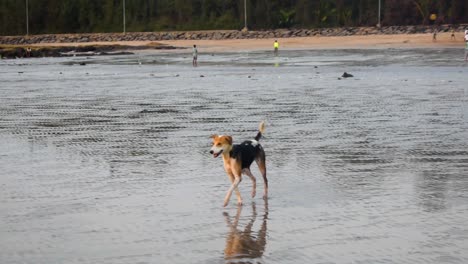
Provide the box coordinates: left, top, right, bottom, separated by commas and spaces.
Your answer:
1, 0, 468, 36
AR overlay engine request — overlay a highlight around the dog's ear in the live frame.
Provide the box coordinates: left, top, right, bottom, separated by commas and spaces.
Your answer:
210, 134, 218, 140
225, 136, 233, 145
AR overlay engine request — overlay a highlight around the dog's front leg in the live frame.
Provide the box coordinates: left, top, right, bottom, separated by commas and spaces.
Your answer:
224, 176, 242, 207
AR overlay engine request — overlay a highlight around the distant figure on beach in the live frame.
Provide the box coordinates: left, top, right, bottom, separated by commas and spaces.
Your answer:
26, 47, 32, 57
464, 31, 468, 61
192, 45, 198, 67
273, 40, 279, 56
432, 29, 437, 42
451, 29, 456, 40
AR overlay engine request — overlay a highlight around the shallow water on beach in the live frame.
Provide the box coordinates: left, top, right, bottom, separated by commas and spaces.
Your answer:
1, 48, 468, 264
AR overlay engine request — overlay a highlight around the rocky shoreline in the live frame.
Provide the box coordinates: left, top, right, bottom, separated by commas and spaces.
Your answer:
1, 24, 467, 46
0, 43, 178, 59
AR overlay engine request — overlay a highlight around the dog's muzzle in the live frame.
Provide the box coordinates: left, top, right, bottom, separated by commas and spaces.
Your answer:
210, 149, 223, 158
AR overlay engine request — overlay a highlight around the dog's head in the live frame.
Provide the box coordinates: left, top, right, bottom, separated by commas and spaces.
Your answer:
209, 134, 232, 158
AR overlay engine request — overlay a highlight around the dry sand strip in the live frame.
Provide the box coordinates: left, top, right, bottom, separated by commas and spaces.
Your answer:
156, 33, 467, 52
28, 33, 465, 51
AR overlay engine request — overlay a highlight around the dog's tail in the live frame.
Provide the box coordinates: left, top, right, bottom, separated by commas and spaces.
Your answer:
254, 121, 266, 141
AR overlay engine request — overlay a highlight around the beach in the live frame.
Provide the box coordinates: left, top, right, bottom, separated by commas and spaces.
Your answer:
157, 32, 466, 51
1, 36, 468, 263
1, 31, 466, 59
28, 32, 466, 50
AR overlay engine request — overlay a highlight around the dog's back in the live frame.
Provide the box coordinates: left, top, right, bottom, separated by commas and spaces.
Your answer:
230, 140, 264, 169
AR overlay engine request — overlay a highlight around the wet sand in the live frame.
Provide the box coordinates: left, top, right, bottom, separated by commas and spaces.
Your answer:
1, 48, 468, 263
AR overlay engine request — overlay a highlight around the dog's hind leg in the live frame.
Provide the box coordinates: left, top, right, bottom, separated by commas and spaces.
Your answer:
242, 168, 257, 198
255, 154, 268, 199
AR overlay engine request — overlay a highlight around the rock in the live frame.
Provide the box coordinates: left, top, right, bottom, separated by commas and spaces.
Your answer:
200, 75, 204, 77
214, 32, 223, 40
342, 72, 353, 78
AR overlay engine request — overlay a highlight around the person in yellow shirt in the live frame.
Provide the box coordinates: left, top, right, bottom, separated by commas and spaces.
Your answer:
273, 40, 279, 56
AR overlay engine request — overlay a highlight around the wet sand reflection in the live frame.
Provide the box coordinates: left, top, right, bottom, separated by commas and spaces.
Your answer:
223, 201, 268, 262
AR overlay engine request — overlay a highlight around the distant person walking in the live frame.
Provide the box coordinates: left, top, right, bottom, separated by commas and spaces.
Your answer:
432, 29, 437, 42
192, 44, 198, 67
464, 30, 468, 61
450, 28, 455, 40
273, 40, 279, 56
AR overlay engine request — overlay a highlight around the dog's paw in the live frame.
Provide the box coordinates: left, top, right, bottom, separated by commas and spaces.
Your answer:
237, 200, 243, 206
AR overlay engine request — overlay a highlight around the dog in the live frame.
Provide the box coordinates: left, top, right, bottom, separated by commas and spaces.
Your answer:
210, 122, 268, 207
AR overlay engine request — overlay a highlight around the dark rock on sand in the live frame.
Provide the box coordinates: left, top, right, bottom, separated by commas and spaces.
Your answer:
342, 72, 353, 78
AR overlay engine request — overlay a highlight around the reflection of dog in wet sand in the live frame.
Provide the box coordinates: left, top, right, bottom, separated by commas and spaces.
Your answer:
210, 122, 268, 207
224, 202, 268, 261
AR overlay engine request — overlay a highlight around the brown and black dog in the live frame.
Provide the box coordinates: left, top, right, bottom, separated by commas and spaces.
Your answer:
210, 122, 268, 207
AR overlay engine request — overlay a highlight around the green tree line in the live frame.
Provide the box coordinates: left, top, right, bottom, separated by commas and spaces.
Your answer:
1, 0, 467, 36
